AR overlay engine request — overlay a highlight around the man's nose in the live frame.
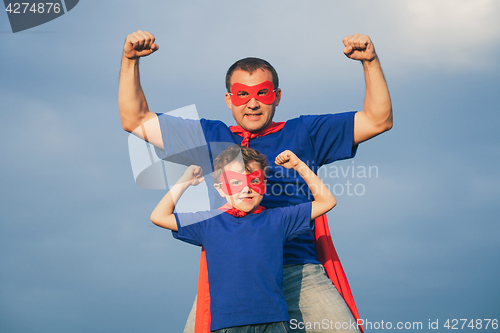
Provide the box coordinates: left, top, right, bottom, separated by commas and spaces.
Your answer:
247, 98, 260, 109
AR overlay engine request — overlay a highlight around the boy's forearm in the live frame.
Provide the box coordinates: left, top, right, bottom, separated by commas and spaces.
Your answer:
294, 161, 331, 200
293, 161, 336, 216
150, 180, 191, 230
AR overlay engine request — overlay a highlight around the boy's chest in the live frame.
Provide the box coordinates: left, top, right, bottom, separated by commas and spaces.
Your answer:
203, 215, 285, 260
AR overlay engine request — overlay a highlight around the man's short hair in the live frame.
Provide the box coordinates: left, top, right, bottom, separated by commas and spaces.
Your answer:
212, 145, 268, 182
225, 57, 279, 92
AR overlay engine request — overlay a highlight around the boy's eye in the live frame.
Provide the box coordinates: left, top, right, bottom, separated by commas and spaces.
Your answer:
230, 179, 242, 186
257, 89, 269, 96
237, 91, 249, 98
250, 177, 261, 184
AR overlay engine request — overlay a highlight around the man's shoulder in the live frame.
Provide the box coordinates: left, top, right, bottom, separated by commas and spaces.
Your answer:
297, 112, 356, 122
281, 113, 347, 127
200, 118, 232, 131
288, 112, 357, 133
200, 118, 227, 126
155, 113, 229, 128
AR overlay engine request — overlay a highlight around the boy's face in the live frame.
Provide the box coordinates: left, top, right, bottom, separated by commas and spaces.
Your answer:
214, 160, 265, 213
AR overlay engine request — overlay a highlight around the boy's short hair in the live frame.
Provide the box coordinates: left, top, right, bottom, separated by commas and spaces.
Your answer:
212, 145, 268, 182
225, 57, 279, 92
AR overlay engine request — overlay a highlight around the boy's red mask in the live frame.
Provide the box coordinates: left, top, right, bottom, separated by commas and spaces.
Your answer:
230, 81, 276, 106
219, 169, 266, 195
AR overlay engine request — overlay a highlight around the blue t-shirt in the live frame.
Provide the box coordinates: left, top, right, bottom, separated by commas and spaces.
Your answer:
156, 112, 356, 265
173, 203, 312, 331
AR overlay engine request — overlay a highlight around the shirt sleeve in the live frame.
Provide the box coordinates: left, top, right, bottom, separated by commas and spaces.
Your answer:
172, 211, 214, 246
300, 112, 358, 166
279, 202, 313, 241
154, 113, 211, 167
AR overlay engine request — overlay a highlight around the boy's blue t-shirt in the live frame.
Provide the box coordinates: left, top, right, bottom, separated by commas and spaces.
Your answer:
173, 203, 312, 331
157, 112, 356, 265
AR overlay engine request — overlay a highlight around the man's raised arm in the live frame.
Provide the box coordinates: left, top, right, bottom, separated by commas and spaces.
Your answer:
343, 34, 393, 145
118, 30, 163, 148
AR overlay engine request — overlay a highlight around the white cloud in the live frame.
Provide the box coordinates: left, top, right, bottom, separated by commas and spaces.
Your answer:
388, 0, 500, 70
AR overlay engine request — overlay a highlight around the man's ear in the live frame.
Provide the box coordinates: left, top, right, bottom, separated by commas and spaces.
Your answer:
224, 92, 232, 110
214, 183, 226, 198
274, 88, 282, 107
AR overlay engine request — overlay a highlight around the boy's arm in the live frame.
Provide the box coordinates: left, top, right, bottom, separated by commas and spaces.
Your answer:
275, 151, 336, 220
150, 166, 204, 231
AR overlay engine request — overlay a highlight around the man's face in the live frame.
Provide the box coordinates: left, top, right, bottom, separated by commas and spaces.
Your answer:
214, 160, 265, 213
225, 68, 282, 133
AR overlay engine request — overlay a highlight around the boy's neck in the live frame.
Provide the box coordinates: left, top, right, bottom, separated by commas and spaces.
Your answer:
218, 203, 266, 217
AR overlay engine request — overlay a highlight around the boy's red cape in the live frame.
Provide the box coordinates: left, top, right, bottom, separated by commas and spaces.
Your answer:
193, 123, 364, 333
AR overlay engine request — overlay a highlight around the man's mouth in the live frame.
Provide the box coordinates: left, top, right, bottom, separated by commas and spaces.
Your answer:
245, 113, 262, 119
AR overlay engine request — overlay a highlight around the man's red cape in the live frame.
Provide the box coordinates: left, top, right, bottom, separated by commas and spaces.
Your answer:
193, 123, 364, 332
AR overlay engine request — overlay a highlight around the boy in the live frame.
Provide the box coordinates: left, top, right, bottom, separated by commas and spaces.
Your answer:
150, 145, 336, 332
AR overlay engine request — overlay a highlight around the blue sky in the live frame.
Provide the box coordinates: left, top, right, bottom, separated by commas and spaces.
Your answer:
1, 0, 499, 332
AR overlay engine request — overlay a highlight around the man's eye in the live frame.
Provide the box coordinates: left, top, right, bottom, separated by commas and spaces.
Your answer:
257, 89, 269, 96
230, 179, 242, 186
251, 178, 261, 184
237, 91, 249, 98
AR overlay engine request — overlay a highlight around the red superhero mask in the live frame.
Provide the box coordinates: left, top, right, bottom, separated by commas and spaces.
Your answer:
219, 169, 266, 195
230, 81, 276, 106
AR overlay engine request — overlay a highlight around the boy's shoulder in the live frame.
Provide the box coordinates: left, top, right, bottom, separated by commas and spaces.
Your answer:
267, 201, 312, 212
174, 209, 223, 228
263, 202, 312, 220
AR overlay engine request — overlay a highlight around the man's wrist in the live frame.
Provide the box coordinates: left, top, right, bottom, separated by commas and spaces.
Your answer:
362, 55, 380, 68
121, 53, 140, 67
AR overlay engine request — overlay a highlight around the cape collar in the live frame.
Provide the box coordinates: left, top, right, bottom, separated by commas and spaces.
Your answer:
230, 122, 285, 147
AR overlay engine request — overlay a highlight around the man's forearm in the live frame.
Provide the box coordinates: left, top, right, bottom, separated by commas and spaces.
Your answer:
362, 56, 393, 128
118, 55, 152, 132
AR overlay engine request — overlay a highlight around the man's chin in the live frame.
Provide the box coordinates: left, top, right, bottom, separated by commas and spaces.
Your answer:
240, 121, 269, 133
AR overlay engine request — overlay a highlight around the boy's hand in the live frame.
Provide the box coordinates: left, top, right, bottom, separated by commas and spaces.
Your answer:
123, 30, 159, 60
179, 165, 205, 186
275, 150, 301, 169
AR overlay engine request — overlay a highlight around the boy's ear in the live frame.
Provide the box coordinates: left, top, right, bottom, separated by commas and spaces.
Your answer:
214, 183, 226, 198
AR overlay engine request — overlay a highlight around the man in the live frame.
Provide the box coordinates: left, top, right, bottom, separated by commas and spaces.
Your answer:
119, 30, 392, 333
